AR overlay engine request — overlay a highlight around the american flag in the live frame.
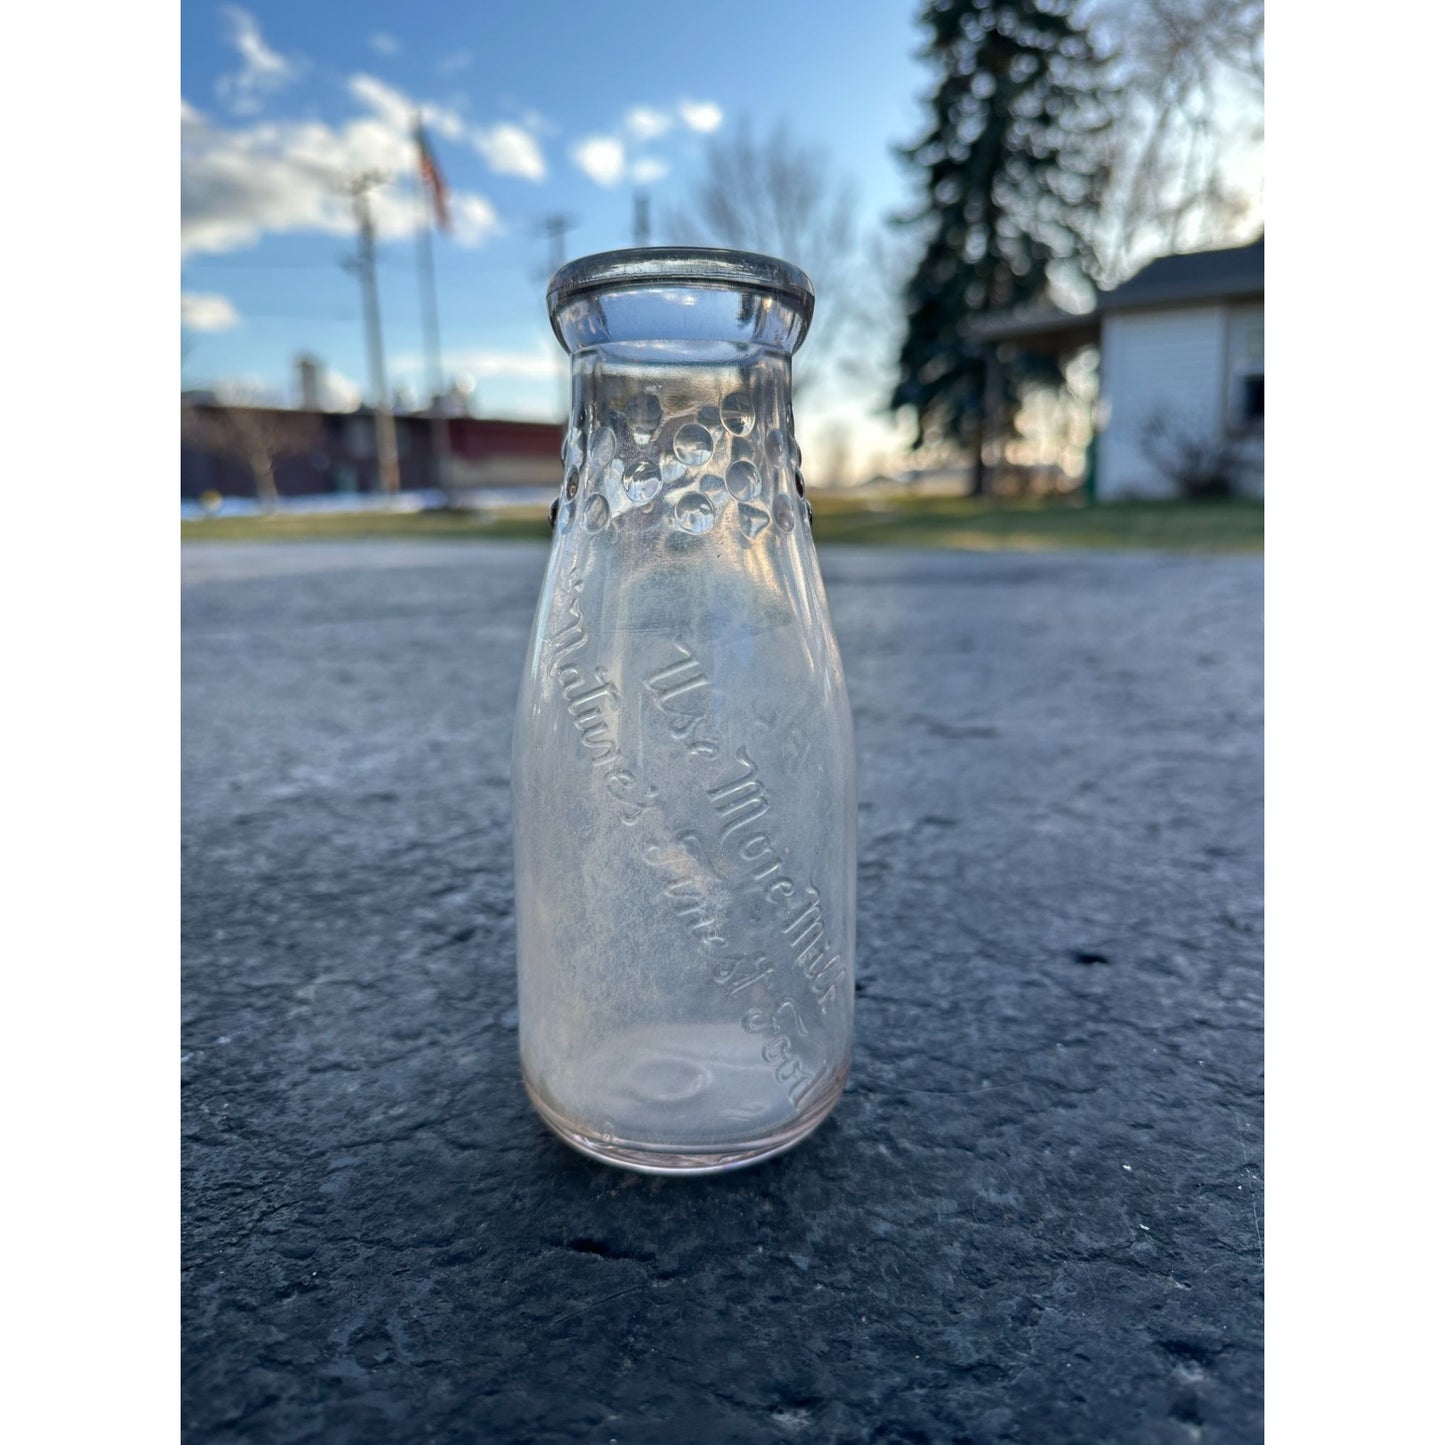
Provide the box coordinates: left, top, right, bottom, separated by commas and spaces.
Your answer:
415, 120, 451, 233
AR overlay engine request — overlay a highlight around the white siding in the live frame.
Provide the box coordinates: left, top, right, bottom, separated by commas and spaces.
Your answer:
1097, 306, 1229, 499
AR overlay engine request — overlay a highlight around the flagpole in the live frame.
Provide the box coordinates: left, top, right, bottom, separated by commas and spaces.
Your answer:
413, 117, 454, 506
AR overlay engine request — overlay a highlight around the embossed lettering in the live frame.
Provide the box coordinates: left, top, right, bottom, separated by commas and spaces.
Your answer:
644, 646, 720, 758
709, 955, 775, 994
548, 575, 660, 824
706, 749, 759, 801
544, 581, 588, 670
637, 638, 848, 1098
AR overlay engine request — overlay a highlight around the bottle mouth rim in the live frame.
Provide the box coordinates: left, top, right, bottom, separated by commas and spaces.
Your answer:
547, 247, 815, 318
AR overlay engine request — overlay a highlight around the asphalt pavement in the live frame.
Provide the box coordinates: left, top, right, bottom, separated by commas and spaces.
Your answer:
182, 539, 1263, 1444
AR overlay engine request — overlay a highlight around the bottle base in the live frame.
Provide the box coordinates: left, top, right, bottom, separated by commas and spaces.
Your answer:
523, 1065, 849, 1176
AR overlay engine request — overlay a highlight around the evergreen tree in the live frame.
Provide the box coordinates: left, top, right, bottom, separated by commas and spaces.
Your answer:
892, 0, 1113, 489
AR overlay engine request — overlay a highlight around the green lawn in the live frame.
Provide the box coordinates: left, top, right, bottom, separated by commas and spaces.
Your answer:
181, 494, 1263, 553
810, 494, 1263, 552
180, 506, 550, 544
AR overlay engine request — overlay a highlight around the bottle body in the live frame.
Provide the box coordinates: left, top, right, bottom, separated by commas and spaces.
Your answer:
512, 250, 855, 1173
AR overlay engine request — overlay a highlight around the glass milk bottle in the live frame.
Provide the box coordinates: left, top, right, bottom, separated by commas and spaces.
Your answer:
512, 248, 855, 1173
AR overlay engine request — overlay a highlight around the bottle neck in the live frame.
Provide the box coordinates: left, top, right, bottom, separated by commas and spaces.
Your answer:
556, 345, 803, 542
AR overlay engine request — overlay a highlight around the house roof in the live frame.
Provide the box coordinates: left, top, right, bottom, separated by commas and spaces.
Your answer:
968, 235, 1265, 352
1096, 236, 1264, 312
970, 305, 1099, 350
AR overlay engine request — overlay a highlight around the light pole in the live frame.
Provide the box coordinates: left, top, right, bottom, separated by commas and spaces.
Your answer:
341, 171, 401, 493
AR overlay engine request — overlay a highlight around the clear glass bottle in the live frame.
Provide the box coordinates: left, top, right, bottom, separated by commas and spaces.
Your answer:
512, 248, 855, 1174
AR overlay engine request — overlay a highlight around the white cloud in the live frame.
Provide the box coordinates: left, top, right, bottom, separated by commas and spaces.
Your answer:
472, 123, 546, 181
181, 84, 501, 256
368, 32, 401, 56
181, 291, 240, 331
571, 135, 626, 187
678, 99, 724, 133
348, 75, 542, 179
319, 366, 362, 411
395, 342, 560, 382
437, 49, 473, 75
216, 7, 299, 116
347, 73, 464, 141
345, 72, 415, 130
447, 193, 504, 242
625, 107, 673, 142
562, 102, 724, 190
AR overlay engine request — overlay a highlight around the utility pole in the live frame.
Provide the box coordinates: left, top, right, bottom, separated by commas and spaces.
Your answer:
632, 190, 651, 248
539, 213, 577, 424
413, 175, 453, 504
541, 212, 576, 277
341, 171, 401, 494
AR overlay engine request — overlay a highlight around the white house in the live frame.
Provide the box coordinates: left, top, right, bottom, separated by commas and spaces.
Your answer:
980, 236, 1264, 499
1094, 238, 1263, 499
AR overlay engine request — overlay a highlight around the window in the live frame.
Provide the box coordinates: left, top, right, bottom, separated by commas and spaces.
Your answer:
1240, 373, 1264, 420
1230, 310, 1264, 428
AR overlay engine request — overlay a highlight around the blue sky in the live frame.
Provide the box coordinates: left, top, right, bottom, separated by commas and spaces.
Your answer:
181, 1, 927, 462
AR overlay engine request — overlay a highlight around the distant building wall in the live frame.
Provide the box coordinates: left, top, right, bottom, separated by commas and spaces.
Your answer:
180, 406, 563, 500
1097, 305, 1229, 500
1097, 301, 1264, 501
446, 417, 560, 492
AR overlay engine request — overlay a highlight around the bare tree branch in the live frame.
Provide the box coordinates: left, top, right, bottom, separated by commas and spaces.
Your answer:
1090, 0, 1264, 281
665, 120, 867, 399
1139, 404, 1247, 498
182, 395, 321, 509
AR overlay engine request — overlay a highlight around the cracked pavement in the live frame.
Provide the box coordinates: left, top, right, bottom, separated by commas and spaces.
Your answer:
182, 540, 1263, 1444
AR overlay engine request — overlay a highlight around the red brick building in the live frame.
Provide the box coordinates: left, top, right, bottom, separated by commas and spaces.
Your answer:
180, 401, 563, 501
